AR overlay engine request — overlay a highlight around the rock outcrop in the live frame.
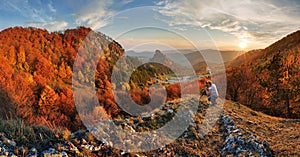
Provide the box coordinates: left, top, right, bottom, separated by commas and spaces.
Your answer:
220, 115, 274, 157
0, 98, 275, 157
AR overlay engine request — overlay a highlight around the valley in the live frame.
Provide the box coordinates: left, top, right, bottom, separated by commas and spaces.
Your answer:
0, 26, 299, 156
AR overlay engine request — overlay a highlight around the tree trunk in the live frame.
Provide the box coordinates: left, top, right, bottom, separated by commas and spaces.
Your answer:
233, 90, 238, 102
285, 92, 291, 118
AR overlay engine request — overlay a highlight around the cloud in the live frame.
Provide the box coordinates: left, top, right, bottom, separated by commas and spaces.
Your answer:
1, 0, 23, 12
75, 0, 114, 30
48, 2, 56, 13
1, 0, 127, 31
2, 0, 63, 29
2, 0, 55, 22
26, 21, 68, 32
120, 0, 134, 5
156, 0, 300, 43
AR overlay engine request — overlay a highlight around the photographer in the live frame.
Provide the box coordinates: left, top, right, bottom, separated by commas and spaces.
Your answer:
205, 80, 219, 105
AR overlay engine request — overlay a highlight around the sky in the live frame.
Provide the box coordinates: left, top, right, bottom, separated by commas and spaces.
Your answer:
1, 0, 300, 51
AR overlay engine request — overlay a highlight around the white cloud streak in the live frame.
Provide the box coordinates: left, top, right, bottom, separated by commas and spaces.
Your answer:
26, 21, 68, 32
75, 0, 114, 30
2, 0, 68, 31
48, 2, 56, 13
120, 0, 134, 5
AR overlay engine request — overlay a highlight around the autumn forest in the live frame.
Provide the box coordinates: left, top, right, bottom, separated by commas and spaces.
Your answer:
0, 26, 300, 134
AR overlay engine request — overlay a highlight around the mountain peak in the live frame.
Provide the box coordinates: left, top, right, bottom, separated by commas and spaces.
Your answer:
150, 50, 174, 65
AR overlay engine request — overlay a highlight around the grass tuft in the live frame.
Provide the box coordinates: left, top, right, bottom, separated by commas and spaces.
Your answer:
0, 118, 66, 152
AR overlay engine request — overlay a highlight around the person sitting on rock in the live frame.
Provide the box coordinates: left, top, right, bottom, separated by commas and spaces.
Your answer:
205, 80, 219, 105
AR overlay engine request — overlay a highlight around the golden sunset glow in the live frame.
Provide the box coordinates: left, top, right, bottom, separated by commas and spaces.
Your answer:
239, 41, 247, 49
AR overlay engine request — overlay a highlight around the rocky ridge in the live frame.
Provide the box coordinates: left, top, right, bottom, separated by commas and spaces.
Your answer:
0, 97, 274, 156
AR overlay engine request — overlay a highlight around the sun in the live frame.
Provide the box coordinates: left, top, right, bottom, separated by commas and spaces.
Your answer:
239, 41, 247, 49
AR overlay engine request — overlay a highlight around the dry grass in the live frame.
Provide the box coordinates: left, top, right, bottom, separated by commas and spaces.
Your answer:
1, 98, 298, 156
223, 100, 300, 156
0, 118, 70, 152
128, 96, 299, 156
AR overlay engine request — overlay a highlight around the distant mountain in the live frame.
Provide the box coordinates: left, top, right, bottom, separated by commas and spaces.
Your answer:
125, 50, 154, 58
184, 49, 242, 64
125, 49, 192, 66
126, 49, 241, 73
226, 30, 300, 118
150, 50, 174, 65
181, 49, 242, 74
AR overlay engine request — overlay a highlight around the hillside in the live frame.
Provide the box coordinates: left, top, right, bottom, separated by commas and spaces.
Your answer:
223, 100, 300, 156
0, 26, 298, 156
226, 30, 300, 118
0, 26, 142, 131
0, 26, 186, 132
227, 30, 300, 68
225, 49, 262, 68
1, 97, 299, 156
